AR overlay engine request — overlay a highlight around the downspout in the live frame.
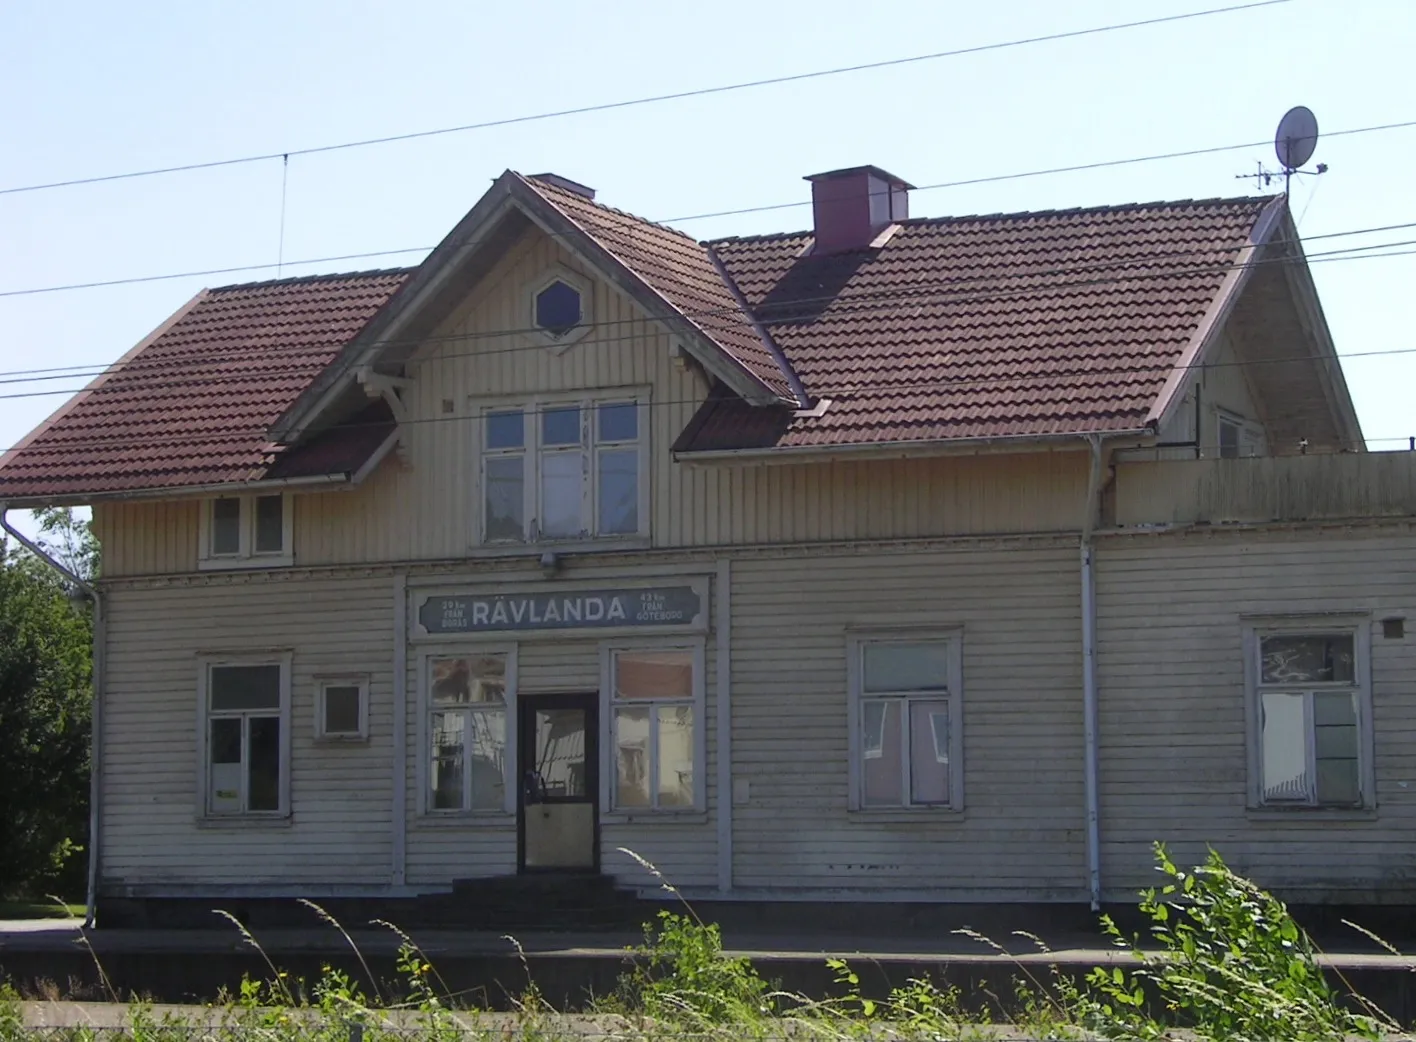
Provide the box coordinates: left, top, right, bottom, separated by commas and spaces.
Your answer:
1, 505, 103, 927
1079, 436, 1105, 912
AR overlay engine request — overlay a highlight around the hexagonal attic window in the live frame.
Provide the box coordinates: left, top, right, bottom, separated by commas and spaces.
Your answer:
535, 280, 582, 339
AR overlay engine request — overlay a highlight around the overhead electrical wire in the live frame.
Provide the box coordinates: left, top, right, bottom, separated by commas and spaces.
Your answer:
6, 115, 1416, 304
0, 218, 1411, 391
0, 0, 1293, 198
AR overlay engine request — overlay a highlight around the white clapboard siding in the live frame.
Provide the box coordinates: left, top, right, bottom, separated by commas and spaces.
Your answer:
1094, 526, 1416, 900
728, 542, 1089, 900
102, 574, 396, 887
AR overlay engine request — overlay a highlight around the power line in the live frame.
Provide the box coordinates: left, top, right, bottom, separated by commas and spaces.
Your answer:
0, 0, 1293, 198
7, 114, 1416, 304
0, 219, 1410, 390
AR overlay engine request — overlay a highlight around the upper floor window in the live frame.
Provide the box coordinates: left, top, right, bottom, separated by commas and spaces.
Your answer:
529, 267, 593, 349
481, 398, 646, 545
200, 493, 291, 568
1216, 411, 1264, 459
535, 281, 582, 339
1247, 622, 1373, 809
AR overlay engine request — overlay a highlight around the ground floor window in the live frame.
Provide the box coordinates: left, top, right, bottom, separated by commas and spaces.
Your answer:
1247, 621, 1372, 808
200, 654, 291, 816
605, 641, 704, 811
425, 650, 514, 813
848, 633, 963, 811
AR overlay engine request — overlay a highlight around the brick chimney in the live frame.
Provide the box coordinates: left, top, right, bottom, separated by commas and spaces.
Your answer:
805, 166, 913, 254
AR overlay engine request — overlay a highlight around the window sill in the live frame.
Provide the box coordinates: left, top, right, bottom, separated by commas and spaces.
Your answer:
847, 807, 966, 824
1246, 806, 1377, 823
313, 734, 370, 745
602, 810, 709, 825
471, 538, 650, 558
414, 812, 514, 828
196, 814, 293, 829
199, 554, 294, 571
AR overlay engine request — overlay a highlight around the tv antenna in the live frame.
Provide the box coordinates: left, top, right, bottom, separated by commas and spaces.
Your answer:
1237, 105, 1327, 194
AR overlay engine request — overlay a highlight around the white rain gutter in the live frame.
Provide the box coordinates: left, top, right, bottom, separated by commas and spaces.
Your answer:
0, 505, 104, 927
1079, 435, 1105, 912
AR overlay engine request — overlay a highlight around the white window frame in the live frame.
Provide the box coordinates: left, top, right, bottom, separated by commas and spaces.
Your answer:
314, 674, 370, 742
847, 631, 964, 812
528, 264, 593, 351
1243, 618, 1374, 810
417, 646, 518, 817
475, 391, 650, 547
196, 651, 293, 819
198, 492, 294, 569
600, 637, 707, 815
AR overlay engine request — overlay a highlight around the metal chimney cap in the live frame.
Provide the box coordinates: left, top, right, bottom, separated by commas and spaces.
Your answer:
804, 165, 916, 190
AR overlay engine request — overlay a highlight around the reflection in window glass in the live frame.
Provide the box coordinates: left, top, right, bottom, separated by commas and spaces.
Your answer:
469, 709, 507, 810
485, 456, 524, 541
598, 401, 638, 442
615, 650, 693, 700
862, 699, 902, 806
486, 411, 524, 449
657, 705, 694, 807
540, 452, 582, 537
598, 449, 638, 534
1261, 692, 1309, 801
1261, 635, 1355, 684
541, 406, 581, 446
614, 706, 651, 807
212, 498, 241, 555
254, 495, 284, 553
431, 712, 466, 810
909, 701, 949, 804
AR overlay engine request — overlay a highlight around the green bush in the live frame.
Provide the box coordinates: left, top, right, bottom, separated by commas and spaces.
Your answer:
621, 909, 772, 1024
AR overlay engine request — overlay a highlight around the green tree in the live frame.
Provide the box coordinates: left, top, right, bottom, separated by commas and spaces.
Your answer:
0, 529, 93, 898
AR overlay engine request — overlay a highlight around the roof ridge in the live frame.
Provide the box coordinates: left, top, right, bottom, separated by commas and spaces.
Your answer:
524, 174, 702, 246
209, 266, 417, 293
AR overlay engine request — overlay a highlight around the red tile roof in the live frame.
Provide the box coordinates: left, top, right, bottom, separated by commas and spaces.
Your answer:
0, 270, 409, 501
678, 197, 1274, 451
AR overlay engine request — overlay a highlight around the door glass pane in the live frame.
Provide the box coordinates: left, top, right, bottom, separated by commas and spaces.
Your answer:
247, 716, 281, 812
598, 448, 638, 534
616, 649, 693, 700
254, 495, 284, 553
211, 498, 241, 555
468, 708, 506, 811
430, 711, 466, 810
430, 655, 506, 705
211, 665, 281, 711
910, 701, 950, 804
209, 717, 242, 814
1261, 692, 1310, 802
597, 401, 638, 442
1261, 635, 1355, 683
484, 456, 524, 541
656, 705, 694, 807
540, 452, 582, 537
486, 410, 524, 449
864, 643, 949, 693
862, 699, 903, 806
535, 709, 587, 798
614, 706, 651, 808
323, 686, 362, 735
541, 406, 581, 446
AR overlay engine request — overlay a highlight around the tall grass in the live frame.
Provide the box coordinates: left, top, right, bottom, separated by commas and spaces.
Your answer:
0, 845, 1407, 1041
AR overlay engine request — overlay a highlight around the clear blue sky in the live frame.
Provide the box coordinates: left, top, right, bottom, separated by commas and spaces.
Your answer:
2, 0, 1413, 540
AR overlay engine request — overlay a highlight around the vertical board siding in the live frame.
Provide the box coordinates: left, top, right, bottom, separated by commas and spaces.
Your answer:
1094, 527, 1416, 900
101, 575, 395, 887
729, 544, 1089, 900
93, 500, 199, 577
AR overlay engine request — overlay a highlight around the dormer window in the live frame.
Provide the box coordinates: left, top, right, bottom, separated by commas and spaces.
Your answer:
529, 266, 593, 349
480, 396, 646, 545
200, 493, 293, 569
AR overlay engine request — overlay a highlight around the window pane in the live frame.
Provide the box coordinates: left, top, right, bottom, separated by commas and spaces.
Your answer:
212, 498, 241, 555
254, 495, 284, 553
1314, 691, 1360, 805
485, 456, 525, 541
864, 642, 949, 693
1261, 692, 1310, 802
469, 708, 507, 811
657, 705, 695, 807
616, 649, 693, 700
1316, 757, 1361, 805
248, 716, 281, 812
598, 401, 638, 442
541, 405, 581, 446
487, 410, 524, 450
862, 699, 903, 806
598, 449, 638, 535
1219, 420, 1240, 459
210, 665, 281, 711
614, 706, 651, 808
535, 281, 582, 337
209, 718, 243, 814
1261, 635, 1355, 684
534, 708, 587, 798
430, 655, 506, 705
540, 452, 582, 537
910, 701, 950, 804
430, 711, 466, 810
323, 686, 362, 734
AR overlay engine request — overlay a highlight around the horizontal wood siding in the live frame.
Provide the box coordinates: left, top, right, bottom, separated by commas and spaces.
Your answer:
101, 574, 395, 888
729, 543, 1088, 900
1115, 453, 1416, 527
1094, 527, 1416, 900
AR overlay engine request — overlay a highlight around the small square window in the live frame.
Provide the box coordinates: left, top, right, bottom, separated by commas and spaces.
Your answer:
316, 678, 368, 741
598, 401, 638, 443
541, 406, 582, 446
487, 411, 524, 450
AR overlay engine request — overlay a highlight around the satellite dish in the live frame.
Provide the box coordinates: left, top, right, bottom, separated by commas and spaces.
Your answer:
1275, 106, 1319, 171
